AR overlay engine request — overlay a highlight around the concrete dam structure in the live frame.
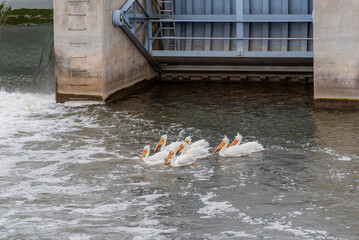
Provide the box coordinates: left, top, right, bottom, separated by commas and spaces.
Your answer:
54, 0, 358, 109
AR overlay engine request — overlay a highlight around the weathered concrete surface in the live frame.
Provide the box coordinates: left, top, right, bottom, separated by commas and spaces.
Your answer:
314, 0, 359, 109
54, 0, 158, 102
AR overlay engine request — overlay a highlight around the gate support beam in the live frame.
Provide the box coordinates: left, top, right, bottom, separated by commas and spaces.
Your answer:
112, 1, 162, 72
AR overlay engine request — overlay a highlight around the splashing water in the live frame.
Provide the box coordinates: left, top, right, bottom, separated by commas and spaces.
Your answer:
0, 83, 358, 239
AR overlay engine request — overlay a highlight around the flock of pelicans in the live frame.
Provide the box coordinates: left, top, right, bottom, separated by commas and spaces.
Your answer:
138, 134, 264, 167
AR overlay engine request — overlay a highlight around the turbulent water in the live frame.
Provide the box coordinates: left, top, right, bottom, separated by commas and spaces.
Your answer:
1, 1, 359, 239
0, 84, 358, 239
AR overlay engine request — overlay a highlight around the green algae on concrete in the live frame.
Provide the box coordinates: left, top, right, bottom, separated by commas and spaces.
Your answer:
0, 5, 53, 26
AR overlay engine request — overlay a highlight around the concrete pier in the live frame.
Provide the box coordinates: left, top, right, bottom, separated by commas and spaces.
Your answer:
314, 0, 359, 109
54, 0, 158, 103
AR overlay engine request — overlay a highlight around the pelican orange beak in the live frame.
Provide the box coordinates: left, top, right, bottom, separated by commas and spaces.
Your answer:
184, 139, 190, 144
163, 151, 174, 167
138, 149, 148, 164
212, 141, 226, 155
229, 138, 239, 147
175, 144, 184, 155
154, 137, 165, 152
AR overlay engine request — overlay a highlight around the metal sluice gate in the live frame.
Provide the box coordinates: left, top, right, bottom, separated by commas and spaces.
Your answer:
113, 0, 314, 82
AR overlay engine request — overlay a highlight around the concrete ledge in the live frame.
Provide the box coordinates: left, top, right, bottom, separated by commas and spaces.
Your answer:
315, 99, 359, 110
56, 93, 104, 103
56, 78, 158, 103
105, 78, 158, 102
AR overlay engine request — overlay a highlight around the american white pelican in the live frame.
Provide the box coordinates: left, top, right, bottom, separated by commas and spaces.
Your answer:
212, 136, 248, 157
154, 135, 183, 153
228, 133, 243, 146
175, 136, 210, 159
163, 149, 196, 168
229, 133, 264, 154
138, 145, 167, 166
186, 136, 210, 149
213, 135, 264, 157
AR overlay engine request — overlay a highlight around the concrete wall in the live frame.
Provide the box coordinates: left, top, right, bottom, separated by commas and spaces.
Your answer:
314, 0, 359, 109
54, 0, 158, 102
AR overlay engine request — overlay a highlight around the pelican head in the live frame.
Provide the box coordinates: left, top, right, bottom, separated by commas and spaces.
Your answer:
163, 150, 175, 166
229, 133, 243, 147
212, 136, 229, 155
184, 136, 191, 144
175, 142, 188, 155
175, 136, 191, 155
139, 145, 150, 164
154, 135, 167, 152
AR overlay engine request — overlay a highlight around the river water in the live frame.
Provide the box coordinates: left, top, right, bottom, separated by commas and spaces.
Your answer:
1, 2, 359, 240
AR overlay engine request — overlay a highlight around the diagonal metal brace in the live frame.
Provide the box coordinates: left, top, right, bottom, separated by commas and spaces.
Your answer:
112, 1, 162, 72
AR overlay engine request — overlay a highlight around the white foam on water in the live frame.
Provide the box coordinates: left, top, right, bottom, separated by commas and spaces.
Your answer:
143, 203, 168, 212
0, 155, 26, 176
116, 226, 177, 240
69, 234, 93, 240
180, 191, 189, 197
127, 182, 151, 186
270, 145, 291, 151
0, 91, 55, 139
0, 92, 103, 164
264, 220, 329, 239
220, 230, 257, 238
0, 206, 69, 238
240, 214, 266, 225
0, 178, 108, 202
233, 210, 331, 239
198, 192, 239, 218
136, 193, 169, 203
313, 147, 358, 162
338, 156, 351, 161
70, 203, 130, 217
192, 166, 214, 181
138, 218, 160, 227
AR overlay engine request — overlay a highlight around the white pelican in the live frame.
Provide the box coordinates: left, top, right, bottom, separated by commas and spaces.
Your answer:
186, 136, 210, 150
154, 135, 184, 153
138, 145, 167, 166
212, 136, 248, 157
163, 149, 196, 168
213, 135, 264, 157
175, 136, 210, 159
229, 133, 264, 154
228, 133, 243, 146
